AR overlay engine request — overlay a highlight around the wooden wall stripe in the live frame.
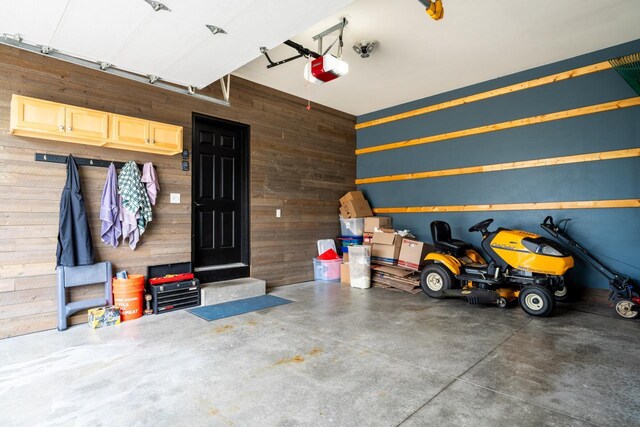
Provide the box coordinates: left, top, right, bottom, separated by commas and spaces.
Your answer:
355, 97, 640, 155
356, 148, 640, 184
355, 61, 613, 130
373, 199, 640, 214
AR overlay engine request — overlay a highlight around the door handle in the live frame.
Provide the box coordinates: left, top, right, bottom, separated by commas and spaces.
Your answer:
194, 202, 204, 207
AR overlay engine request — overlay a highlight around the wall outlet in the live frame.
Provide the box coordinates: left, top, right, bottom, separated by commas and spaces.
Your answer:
276, 209, 281, 218
170, 193, 181, 204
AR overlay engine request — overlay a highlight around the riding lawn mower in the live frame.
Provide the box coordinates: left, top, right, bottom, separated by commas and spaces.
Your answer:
420, 217, 640, 319
420, 218, 574, 317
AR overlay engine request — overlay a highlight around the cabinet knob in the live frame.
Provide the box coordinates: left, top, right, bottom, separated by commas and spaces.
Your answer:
145, 138, 149, 144
59, 125, 64, 131
68, 127, 73, 131
151, 140, 155, 144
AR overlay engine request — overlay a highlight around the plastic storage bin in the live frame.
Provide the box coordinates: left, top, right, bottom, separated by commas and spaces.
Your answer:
348, 246, 371, 289
317, 239, 337, 256
340, 218, 365, 237
313, 258, 342, 283
339, 236, 364, 253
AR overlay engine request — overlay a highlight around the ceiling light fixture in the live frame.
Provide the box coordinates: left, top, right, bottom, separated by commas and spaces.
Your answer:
206, 25, 227, 36
144, 0, 171, 12
352, 41, 376, 59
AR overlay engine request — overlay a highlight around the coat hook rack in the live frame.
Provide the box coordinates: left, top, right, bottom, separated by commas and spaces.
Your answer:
34, 153, 141, 169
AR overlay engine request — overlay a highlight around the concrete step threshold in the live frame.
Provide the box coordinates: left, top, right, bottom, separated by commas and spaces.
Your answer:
194, 262, 247, 272
200, 277, 266, 306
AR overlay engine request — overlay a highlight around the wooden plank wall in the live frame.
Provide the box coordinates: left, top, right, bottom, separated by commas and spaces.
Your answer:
0, 45, 356, 338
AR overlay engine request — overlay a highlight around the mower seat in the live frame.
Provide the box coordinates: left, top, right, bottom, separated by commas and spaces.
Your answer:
430, 221, 472, 257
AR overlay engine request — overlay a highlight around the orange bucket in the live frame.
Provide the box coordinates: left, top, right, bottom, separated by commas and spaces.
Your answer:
112, 275, 145, 322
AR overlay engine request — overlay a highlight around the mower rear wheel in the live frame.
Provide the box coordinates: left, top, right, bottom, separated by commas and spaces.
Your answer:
615, 300, 639, 319
519, 284, 555, 317
420, 264, 455, 299
553, 284, 570, 302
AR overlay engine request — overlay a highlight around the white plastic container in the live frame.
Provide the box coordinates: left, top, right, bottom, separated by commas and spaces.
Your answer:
317, 239, 337, 256
313, 258, 341, 283
340, 218, 365, 237
348, 246, 371, 289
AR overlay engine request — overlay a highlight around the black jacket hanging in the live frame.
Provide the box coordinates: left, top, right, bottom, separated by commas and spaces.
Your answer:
56, 154, 96, 267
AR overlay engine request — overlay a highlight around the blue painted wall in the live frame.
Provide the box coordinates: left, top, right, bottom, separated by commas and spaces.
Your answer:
356, 40, 640, 289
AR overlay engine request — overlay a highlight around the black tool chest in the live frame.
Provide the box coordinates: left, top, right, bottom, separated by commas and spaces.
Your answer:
147, 262, 201, 314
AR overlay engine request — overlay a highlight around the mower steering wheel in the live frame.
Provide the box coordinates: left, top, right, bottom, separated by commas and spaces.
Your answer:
469, 218, 494, 233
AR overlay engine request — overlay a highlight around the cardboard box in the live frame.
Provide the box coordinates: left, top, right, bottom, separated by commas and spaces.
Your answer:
372, 265, 414, 278
88, 306, 121, 329
371, 244, 402, 265
340, 191, 365, 206
341, 263, 351, 284
341, 199, 373, 218
371, 231, 403, 265
371, 230, 401, 245
364, 216, 392, 233
398, 239, 434, 270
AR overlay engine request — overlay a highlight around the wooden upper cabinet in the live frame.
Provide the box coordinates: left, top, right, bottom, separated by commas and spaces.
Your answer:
9, 95, 183, 155
149, 122, 183, 153
110, 115, 150, 147
11, 96, 65, 134
65, 106, 109, 142
107, 116, 183, 154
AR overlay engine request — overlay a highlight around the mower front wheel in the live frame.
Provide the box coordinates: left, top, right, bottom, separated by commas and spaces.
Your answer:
420, 264, 456, 299
519, 284, 555, 317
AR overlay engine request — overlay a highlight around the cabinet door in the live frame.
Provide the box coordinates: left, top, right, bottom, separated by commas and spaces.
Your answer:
65, 107, 109, 142
149, 122, 183, 154
111, 115, 149, 147
13, 97, 65, 134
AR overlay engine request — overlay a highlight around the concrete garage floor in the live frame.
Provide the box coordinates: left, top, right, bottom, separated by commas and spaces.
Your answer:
1, 282, 639, 426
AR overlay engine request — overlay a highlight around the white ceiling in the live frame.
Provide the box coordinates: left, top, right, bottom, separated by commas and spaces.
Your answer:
0, 0, 353, 89
235, 0, 640, 116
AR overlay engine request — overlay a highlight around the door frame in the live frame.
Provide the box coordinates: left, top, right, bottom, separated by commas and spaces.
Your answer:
191, 112, 250, 283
